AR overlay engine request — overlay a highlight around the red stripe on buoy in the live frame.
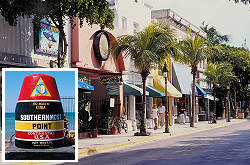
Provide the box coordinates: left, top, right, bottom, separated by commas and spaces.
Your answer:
18, 74, 60, 101
15, 130, 64, 140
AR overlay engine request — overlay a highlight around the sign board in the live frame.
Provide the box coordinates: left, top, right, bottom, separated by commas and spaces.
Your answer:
100, 76, 121, 85
35, 22, 59, 56
110, 98, 115, 107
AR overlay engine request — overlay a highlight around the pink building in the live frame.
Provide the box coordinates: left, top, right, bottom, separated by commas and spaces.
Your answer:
71, 19, 126, 133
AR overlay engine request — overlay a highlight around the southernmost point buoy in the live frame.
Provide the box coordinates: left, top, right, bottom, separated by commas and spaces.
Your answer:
15, 74, 64, 149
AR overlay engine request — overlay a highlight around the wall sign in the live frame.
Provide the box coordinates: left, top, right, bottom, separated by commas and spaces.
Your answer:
100, 76, 121, 85
93, 31, 111, 61
35, 22, 59, 56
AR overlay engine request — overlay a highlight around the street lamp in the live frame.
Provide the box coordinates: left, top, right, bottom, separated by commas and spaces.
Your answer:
162, 61, 170, 133
226, 84, 230, 122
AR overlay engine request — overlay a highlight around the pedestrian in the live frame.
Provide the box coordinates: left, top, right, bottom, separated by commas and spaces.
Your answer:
179, 108, 185, 124
152, 104, 159, 130
158, 102, 166, 128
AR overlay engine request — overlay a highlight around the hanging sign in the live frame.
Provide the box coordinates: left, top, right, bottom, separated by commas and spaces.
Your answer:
35, 22, 59, 56
110, 98, 115, 107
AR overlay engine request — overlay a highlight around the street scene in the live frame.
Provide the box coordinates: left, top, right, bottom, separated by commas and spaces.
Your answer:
0, 0, 249, 164
75, 120, 250, 165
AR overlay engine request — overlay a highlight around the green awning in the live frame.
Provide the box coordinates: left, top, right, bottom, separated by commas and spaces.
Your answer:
124, 83, 149, 96
146, 85, 166, 97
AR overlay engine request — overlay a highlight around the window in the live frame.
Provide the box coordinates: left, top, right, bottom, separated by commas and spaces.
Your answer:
133, 22, 139, 34
122, 17, 127, 31
112, 9, 118, 27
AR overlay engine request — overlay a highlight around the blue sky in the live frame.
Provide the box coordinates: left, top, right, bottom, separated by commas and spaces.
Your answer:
4, 70, 76, 112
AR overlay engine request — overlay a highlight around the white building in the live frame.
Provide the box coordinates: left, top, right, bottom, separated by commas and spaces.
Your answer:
108, 0, 154, 130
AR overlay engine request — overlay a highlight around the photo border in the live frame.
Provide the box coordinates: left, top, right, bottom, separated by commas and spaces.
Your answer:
2, 68, 78, 162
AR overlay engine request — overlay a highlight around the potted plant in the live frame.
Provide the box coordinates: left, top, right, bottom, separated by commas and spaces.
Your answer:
110, 117, 118, 134
111, 126, 118, 134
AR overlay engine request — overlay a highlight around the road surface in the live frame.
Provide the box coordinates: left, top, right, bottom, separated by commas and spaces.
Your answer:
66, 120, 250, 165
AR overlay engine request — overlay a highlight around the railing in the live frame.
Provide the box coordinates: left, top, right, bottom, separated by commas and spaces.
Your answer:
61, 97, 75, 130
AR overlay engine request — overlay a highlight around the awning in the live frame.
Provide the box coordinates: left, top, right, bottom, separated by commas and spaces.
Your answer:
172, 62, 192, 94
205, 94, 219, 101
124, 82, 149, 96
195, 83, 207, 97
152, 69, 182, 98
78, 80, 94, 91
146, 85, 166, 97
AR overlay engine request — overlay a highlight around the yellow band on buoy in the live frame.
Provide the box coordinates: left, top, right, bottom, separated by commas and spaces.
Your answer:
15, 121, 64, 131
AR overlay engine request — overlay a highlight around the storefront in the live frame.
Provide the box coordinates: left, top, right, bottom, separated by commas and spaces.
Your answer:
195, 83, 207, 121
152, 62, 182, 125
172, 62, 193, 123
172, 62, 208, 123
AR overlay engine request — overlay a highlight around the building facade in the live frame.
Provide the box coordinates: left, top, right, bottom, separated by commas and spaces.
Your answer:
152, 9, 211, 123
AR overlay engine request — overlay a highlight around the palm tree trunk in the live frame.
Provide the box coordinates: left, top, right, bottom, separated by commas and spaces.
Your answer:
57, 16, 67, 68
190, 72, 196, 127
213, 90, 217, 123
213, 91, 216, 115
50, 15, 67, 68
140, 75, 147, 134
58, 32, 63, 68
222, 98, 226, 119
234, 87, 237, 118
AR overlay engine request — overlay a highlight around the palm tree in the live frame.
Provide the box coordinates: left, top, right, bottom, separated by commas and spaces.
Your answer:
113, 23, 175, 134
202, 61, 235, 120
177, 29, 213, 127
200, 22, 229, 45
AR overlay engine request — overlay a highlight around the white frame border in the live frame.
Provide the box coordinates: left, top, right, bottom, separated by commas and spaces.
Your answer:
2, 68, 78, 163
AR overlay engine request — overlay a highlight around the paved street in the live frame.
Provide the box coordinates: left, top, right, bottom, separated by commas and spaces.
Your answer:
66, 120, 250, 165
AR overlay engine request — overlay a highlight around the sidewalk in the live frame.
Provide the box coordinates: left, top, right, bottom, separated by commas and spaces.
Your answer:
0, 118, 248, 165
77, 118, 246, 157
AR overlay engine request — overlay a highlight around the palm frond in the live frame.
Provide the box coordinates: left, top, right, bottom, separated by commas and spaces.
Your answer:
112, 23, 176, 73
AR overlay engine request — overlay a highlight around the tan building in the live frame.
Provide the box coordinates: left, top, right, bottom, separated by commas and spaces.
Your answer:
152, 9, 211, 124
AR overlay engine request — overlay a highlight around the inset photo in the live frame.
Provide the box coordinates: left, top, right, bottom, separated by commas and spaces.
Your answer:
2, 68, 78, 162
